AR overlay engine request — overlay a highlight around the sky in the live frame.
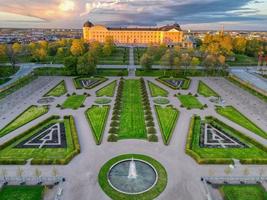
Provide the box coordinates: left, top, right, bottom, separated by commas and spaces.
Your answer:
0, 0, 266, 30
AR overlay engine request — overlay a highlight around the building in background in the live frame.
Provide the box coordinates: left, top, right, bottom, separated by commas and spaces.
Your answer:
83, 21, 193, 47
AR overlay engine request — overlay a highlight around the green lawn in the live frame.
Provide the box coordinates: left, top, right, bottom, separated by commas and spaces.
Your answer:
96, 81, 117, 97
0, 185, 44, 200
118, 79, 147, 139
220, 185, 267, 200
148, 81, 168, 97
44, 80, 67, 97
186, 116, 267, 164
98, 47, 129, 65
216, 106, 267, 139
155, 105, 179, 145
197, 80, 219, 97
227, 54, 258, 66
0, 105, 49, 137
62, 95, 86, 109
0, 116, 80, 164
85, 105, 110, 145
178, 94, 204, 109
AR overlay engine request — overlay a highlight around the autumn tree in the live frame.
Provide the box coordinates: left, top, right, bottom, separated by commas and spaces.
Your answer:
70, 39, 85, 56
202, 54, 217, 74
0, 43, 22, 67
233, 37, 247, 54
174, 57, 182, 76
90, 41, 102, 57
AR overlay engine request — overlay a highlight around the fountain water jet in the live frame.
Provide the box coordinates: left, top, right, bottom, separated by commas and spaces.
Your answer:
128, 157, 137, 179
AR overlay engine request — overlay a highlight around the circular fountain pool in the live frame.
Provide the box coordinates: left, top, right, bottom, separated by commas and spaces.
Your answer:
108, 159, 158, 194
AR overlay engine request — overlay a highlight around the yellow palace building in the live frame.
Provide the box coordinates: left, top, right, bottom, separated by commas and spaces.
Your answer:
83, 21, 193, 47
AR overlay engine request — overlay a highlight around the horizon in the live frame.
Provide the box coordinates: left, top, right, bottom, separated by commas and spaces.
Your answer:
0, 0, 267, 31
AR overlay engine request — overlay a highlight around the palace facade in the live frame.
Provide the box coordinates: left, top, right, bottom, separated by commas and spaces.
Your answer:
83, 21, 193, 47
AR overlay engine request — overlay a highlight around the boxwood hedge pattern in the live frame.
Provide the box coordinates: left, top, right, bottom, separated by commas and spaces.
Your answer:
0, 115, 80, 165
186, 115, 267, 164
98, 154, 167, 200
73, 76, 107, 89
156, 77, 191, 90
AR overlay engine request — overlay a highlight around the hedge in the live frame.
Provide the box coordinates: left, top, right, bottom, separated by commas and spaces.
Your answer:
0, 73, 37, 99
227, 75, 267, 103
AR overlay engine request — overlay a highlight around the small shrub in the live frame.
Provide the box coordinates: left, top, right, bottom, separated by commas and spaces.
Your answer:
204, 104, 208, 108
194, 94, 198, 97
109, 127, 118, 134
66, 93, 70, 97
148, 134, 158, 142
148, 127, 156, 134
147, 121, 155, 127
56, 104, 61, 108
145, 115, 153, 121
180, 104, 184, 108
188, 92, 192, 95
72, 92, 76, 95
111, 115, 119, 120
108, 134, 118, 142
80, 104, 85, 108
110, 121, 119, 127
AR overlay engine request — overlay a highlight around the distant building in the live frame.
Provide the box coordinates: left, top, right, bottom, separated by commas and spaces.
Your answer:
83, 21, 193, 47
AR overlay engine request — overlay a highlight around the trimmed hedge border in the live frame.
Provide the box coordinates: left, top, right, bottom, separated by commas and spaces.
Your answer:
154, 105, 179, 145
0, 105, 49, 138
156, 77, 191, 90
85, 105, 110, 145
0, 73, 37, 100
0, 115, 80, 165
73, 76, 108, 89
227, 75, 267, 103
98, 154, 168, 200
185, 115, 267, 165
43, 80, 67, 97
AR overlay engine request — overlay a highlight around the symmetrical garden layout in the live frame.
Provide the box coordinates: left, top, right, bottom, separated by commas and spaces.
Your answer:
0, 74, 267, 200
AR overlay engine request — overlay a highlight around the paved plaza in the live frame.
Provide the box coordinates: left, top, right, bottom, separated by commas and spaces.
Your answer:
0, 76, 267, 200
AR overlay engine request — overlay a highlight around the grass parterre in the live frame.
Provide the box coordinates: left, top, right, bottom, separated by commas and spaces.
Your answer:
0, 115, 80, 165
44, 80, 67, 97
96, 80, 117, 97
0, 105, 49, 137
117, 79, 147, 140
220, 184, 267, 200
197, 80, 219, 97
177, 93, 204, 109
216, 106, 267, 139
0, 185, 44, 200
155, 105, 179, 145
85, 105, 110, 145
186, 115, 267, 164
62, 94, 86, 109
148, 81, 168, 97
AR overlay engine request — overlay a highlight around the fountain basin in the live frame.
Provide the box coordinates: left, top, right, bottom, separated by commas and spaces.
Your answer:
108, 159, 158, 194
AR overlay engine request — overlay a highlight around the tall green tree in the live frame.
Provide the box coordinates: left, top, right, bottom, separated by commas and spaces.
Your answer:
64, 56, 77, 75
140, 53, 153, 71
